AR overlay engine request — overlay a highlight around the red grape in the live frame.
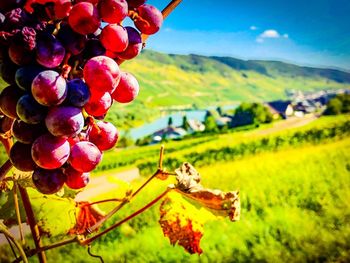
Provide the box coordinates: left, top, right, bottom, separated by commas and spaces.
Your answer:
68, 2, 101, 35
32, 168, 66, 195
0, 116, 14, 133
31, 70, 67, 106
127, 0, 146, 9
134, 4, 163, 35
69, 141, 102, 172
116, 26, 142, 60
63, 165, 90, 189
31, 133, 70, 169
9, 43, 34, 66
45, 106, 84, 137
0, 85, 24, 119
88, 121, 118, 151
83, 55, 120, 93
111, 72, 139, 103
100, 24, 128, 53
10, 142, 36, 172
84, 91, 112, 117
99, 0, 128, 24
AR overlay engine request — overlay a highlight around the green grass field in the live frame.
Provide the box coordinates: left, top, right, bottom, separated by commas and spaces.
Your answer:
6, 115, 345, 263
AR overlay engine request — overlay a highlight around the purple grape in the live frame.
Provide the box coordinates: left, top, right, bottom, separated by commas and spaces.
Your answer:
36, 34, 65, 68
32, 168, 66, 194
66, 78, 90, 107
0, 85, 24, 118
12, 119, 46, 144
16, 94, 47, 124
45, 106, 84, 137
117, 27, 142, 60
82, 39, 106, 60
57, 23, 86, 55
0, 57, 19, 85
31, 133, 70, 169
10, 141, 36, 171
31, 70, 67, 106
15, 65, 43, 91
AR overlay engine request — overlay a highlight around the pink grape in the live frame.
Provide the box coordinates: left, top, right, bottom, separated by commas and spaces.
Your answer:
88, 121, 119, 151
68, 2, 101, 35
63, 165, 90, 190
45, 106, 84, 137
100, 24, 128, 53
99, 0, 128, 24
111, 72, 139, 103
31, 133, 70, 169
69, 141, 102, 172
116, 27, 142, 60
84, 91, 112, 117
134, 4, 163, 35
31, 70, 67, 106
83, 55, 121, 93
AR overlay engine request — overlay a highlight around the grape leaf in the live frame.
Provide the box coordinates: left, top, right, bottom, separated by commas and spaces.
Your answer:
173, 162, 240, 221
159, 193, 208, 254
68, 202, 105, 235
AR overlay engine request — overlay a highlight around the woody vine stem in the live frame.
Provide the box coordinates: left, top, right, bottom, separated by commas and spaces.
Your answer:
0, 1, 183, 262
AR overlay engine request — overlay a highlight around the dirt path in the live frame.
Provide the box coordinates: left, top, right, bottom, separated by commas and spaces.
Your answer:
75, 168, 140, 201
254, 114, 319, 136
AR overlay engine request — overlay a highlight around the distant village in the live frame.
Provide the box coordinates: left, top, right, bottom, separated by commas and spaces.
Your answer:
138, 88, 350, 145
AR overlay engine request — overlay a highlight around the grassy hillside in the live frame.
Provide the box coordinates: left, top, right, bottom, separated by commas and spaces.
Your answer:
9, 115, 348, 263
108, 50, 350, 129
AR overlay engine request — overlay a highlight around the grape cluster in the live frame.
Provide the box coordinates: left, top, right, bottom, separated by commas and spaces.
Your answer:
0, 0, 163, 194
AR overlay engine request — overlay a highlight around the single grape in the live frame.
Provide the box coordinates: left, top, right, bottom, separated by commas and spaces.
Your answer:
15, 65, 44, 91
0, 58, 19, 85
127, 0, 146, 9
82, 39, 106, 60
88, 121, 119, 151
48, 0, 72, 20
32, 168, 66, 195
45, 106, 84, 137
16, 94, 47, 124
12, 120, 47, 144
69, 141, 102, 172
68, 2, 101, 35
8, 43, 34, 66
134, 4, 163, 35
66, 79, 90, 107
10, 142, 36, 172
31, 70, 67, 106
100, 24, 128, 53
99, 0, 128, 24
0, 116, 14, 133
57, 23, 87, 55
31, 133, 70, 169
63, 165, 90, 189
0, 85, 24, 118
36, 34, 66, 68
83, 55, 120, 93
111, 72, 139, 103
84, 91, 112, 117
116, 26, 142, 60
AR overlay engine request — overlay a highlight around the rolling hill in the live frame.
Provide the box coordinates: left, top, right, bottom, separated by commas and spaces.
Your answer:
108, 50, 350, 128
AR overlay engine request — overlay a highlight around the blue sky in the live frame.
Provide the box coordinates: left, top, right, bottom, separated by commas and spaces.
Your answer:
143, 0, 350, 70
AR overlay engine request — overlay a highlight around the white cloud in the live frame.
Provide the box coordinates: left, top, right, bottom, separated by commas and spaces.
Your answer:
250, 25, 258, 31
256, 29, 290, 43
260, 29, 280, 38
